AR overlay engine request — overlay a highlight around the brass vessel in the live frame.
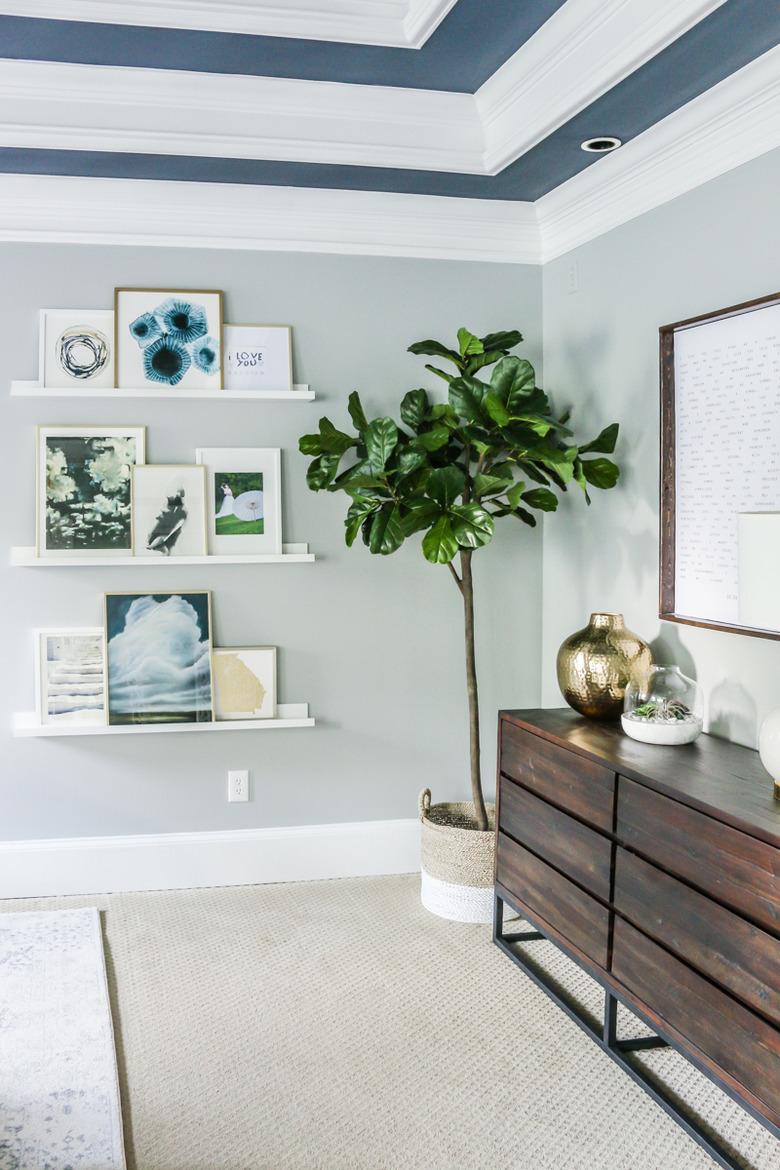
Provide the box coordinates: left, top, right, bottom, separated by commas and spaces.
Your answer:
556, 612, 652, 720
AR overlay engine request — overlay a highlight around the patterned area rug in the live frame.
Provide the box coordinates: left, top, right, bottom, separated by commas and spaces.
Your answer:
0, 908, 125, 1170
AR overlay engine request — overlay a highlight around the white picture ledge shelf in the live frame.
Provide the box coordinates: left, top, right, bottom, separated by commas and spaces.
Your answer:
13, 703, 314, 738
11, 543, 314, 566
10, 380, 314, 401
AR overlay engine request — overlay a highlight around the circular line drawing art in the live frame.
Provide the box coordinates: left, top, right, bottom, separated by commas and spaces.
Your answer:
57, 325, 110, 381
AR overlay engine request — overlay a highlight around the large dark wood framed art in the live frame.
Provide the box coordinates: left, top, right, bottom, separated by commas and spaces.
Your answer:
659, 290, 780, 641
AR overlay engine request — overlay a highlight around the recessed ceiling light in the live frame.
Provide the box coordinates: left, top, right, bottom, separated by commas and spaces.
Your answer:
580, 136, 622, 153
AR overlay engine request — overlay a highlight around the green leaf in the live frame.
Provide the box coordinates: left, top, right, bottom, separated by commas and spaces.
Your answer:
449, 375, 487, 423
368, 504, 405, 555
483, 392, 511, 426
579, 423, 619, 455
457, 327, 484, 357
411, 426, 450, 452
506, 479, 526, 509
299, 432, 323, 456
317, 417, 354, 456
428, 403, 458, 425
344, 495, 379, 546
480, 329, 523, 353
422, 515, 458, 564
450, 503, 494, 549
347, 391, 369, 434
464, 350, 506, 377
474, 472, 513, 498
364, 417, 398, 471
514, 507, 537, 527
424, 363, 455, 384
397, 448, 429, 477
522, 487, 558, 512
408, 339, 462, 365
573, 458, 592, 504
582, 457, 620, 489
400, 388, 429, 432
426, 466, 465, 508
490, 356, 537, 409
401, 499, 440, 537
306, 453, 341, 491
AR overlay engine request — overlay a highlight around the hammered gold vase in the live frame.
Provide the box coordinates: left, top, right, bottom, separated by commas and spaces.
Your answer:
556, 613, 652, 720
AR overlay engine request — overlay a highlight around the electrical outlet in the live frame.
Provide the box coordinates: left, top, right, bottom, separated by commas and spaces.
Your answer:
228, 769, 249, 802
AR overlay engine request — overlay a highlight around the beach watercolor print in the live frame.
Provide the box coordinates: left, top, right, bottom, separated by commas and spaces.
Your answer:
38, 426, 145, 556
36, 628, 106, 726
105, 592, 213, 725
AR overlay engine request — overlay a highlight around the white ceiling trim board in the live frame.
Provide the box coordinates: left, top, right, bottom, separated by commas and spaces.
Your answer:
476, 0, 727, 175
536, 44, 780, 262
0, 59, 484, 174
0, 174, 542, 264
3, 0, 456, 48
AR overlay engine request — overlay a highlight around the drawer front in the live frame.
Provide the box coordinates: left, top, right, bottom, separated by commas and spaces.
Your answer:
499, 777, 612, 901
496, 832, 609, 968
500, 721, 615, 832
615, 849, 780, 1025
618, 776, 780, 935
612, 918, 780, 1127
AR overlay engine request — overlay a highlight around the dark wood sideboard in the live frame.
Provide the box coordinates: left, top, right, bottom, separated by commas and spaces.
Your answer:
493, 709, 780, 1170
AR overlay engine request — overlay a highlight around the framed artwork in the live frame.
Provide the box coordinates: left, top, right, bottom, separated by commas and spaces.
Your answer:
104, 592, 214, 725
39, 309, 115, 388
660, 290, 780, 641
114, 288, 223, 390
223, 324, 292, 392
37, 425, 146, 557
131, 464, 208, 557
195, 447, 282, 555
213, 646, 276, 720
34, 627, 106, 727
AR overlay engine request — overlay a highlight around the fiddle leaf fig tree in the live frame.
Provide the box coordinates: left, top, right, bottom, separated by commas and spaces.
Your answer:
300, 328, 621, 831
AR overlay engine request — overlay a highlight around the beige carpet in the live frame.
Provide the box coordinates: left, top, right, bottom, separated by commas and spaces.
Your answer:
2, 875, 776, 1170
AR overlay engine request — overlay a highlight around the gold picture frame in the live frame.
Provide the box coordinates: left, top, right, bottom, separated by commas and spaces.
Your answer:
223, 323, 293, 392
104, 590, 215, 726
114, 287, 225, 391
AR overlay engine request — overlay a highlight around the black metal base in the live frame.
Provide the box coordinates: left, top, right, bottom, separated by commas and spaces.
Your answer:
493, 893, 760, 1170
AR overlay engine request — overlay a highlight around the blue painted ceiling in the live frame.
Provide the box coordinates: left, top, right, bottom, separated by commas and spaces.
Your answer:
1, 0, 779, 202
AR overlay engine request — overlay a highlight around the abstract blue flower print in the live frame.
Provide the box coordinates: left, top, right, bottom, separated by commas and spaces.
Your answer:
157, 299, 208, 344
143, 335, 191, 386
128, 312, 162, 347
191, 335, 220, 375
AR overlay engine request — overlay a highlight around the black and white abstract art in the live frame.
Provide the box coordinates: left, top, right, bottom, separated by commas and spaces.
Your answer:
39, 309, 115, 389
131, 464, 208, 557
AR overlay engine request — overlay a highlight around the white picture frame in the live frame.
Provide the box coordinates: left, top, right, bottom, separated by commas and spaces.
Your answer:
131, 465, 208, 558
114, 287, 224, 390
195, 447, 282, 555
223, 324, 293, 393
213, 646, 277, 720
34, 627, 107, 727
39, 309, 115, 389
37, 425, 146, 558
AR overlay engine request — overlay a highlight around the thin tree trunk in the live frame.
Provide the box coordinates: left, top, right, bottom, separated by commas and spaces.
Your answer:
459, 549, 488, 831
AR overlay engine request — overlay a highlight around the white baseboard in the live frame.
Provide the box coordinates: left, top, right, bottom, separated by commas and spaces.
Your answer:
0, 818, 421, 898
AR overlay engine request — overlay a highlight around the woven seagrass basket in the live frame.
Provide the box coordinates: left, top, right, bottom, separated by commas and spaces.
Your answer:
418, 788, 496, 923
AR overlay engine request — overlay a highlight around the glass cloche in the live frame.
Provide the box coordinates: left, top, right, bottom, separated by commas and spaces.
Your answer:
621, 665, 703, 745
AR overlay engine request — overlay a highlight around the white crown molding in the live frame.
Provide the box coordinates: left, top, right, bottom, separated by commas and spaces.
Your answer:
536, 44, 780, 262
476, 0, 728, 174
0, 174, 542, 264
1, 0, 455, 48
0, 817, 421, 897
0, 59, 483, 174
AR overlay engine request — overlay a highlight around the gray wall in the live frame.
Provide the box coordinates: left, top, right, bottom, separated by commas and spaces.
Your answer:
1, 245, 543, 839
541, 146, 780, 747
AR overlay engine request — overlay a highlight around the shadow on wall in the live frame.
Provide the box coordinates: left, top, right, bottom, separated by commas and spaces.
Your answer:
649, 624, 758, 745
